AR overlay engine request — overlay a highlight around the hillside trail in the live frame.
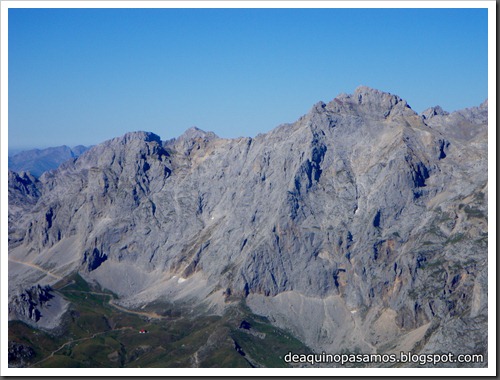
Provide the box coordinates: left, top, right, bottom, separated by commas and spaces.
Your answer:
8, 258, 62, 280
61, 289, 164, 320
8, 258, 163, 318
28, 326, 134, 368
25, 288, 164, 367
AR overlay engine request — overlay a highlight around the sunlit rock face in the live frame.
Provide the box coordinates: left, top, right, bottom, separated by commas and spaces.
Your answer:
9, 87, 488, 366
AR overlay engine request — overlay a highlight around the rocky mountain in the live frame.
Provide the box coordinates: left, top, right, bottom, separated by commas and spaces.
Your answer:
8, 285, 68, 330
8, 86, 488, 367
8, 145, 90, 178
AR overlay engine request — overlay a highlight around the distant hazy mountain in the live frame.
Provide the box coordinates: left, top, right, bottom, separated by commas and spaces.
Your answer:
8, 87, 488, 367
8, 145, 90, 177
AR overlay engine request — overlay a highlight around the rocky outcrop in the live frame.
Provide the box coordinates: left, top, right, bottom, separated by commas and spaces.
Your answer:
8, 87, 488, 366
8, 171, 42, 248
8, 342, 36, 367
9, 285, 51, 323
8, 285, 69, 330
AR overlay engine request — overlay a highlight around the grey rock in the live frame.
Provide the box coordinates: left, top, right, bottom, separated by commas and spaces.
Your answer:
8, 171, 42, 248
8, 342, 36, 368
421, 105, 449, 120
8, 285, 69, 330
8, 86, 488, 366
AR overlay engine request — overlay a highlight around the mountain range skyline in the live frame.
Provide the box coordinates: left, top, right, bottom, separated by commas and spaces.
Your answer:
3, 0, 494, 374
7, 90, 489, 154
7, 86, 490, 370
8, 7, 488, 149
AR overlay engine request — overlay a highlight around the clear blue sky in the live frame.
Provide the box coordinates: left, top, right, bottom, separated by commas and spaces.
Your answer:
8, 7, 488, 150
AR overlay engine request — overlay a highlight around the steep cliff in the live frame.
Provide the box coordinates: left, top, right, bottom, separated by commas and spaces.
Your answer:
8, 87, 488, 366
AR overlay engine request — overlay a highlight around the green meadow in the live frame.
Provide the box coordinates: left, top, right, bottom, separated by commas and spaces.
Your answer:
9, 273, 310, 368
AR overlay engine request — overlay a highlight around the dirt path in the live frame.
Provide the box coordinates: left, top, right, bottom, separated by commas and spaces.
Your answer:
8, 258, 62, 280
10, 259, 164, 321
28, 326, 133, 368
62, 289, 164, 320
107, 300, 164, 320
27, 289, 164, 367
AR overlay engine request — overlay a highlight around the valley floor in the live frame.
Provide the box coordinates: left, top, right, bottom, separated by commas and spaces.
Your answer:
8, 273, 310, 368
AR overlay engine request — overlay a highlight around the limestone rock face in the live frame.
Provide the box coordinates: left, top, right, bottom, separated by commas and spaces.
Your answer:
8, 171, 42, 248
8, 87, 488, 365
8, 285, 68, 330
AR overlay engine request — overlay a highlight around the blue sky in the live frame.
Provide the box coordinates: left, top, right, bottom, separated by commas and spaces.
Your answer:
8, 7, 488, 149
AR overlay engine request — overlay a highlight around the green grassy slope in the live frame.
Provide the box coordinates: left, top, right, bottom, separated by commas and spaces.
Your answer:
8, 273, 311, 368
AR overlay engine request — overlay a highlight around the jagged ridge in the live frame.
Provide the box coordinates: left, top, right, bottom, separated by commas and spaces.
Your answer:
8, 87, 488, 366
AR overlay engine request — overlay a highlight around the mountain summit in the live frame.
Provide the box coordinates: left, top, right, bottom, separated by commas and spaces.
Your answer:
8, 87, 488, 366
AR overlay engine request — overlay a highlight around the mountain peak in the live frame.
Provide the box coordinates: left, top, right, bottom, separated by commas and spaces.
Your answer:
353, 85, 412, 112
117, 131, 162, 144
178, 126, 218, 141
421, 105, 449, 120
326, 86, 415, 119
8, 89, 488, 365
